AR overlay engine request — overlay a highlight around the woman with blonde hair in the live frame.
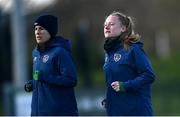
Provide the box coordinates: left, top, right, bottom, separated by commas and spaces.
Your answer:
102, 11, 155, 116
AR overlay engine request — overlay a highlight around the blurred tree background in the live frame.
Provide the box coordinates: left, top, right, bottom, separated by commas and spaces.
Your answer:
0, 0, 180, 115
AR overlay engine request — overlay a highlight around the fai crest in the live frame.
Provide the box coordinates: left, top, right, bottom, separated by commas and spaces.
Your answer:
42, 55, 49, 63
114, 53, 121, 62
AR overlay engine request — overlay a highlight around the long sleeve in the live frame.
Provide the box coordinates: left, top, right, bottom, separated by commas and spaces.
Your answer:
123, 46, 155, 92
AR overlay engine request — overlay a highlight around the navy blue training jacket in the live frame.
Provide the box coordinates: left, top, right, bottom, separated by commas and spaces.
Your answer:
103, 42, 155, 116
31, 36, 78, 116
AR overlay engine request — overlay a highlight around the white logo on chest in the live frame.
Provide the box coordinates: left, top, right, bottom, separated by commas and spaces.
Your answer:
42, 55, 49, 63
114, 53, 121, 62
33, 57, 37, 62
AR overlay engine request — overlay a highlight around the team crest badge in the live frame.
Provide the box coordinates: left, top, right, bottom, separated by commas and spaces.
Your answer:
42, 55, 49, 63
114, 53, 121, 62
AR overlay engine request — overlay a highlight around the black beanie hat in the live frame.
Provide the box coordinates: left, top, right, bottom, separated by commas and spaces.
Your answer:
34, 14, 58, 38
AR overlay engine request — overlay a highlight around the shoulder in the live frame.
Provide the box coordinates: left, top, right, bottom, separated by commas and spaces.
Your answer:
128, 42, 150, 61
53, 36, 72, 53
128, 41, 144, 52
53, 46, 69, 57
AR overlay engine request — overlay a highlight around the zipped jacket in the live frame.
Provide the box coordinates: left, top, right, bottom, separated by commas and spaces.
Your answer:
103, 41, 155, 116
31, 36, 78, 116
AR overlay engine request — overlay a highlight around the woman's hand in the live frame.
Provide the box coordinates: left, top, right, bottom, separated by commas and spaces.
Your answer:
101, 99, 106, 108
111, 81, 120, 92
24, 80, 33, 92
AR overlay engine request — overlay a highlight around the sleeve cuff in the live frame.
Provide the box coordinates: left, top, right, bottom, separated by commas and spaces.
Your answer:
119, 81, 126, 92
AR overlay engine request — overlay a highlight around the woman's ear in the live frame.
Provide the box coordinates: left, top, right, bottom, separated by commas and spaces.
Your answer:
121, 25, 126, 32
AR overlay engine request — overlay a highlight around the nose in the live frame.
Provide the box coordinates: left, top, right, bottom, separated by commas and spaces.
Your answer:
104, 24, 110, 30
35, 28, 40, 35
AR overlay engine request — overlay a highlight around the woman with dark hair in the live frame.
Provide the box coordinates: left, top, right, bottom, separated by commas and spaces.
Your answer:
24, 14, 78, 116
102, 11, 155, 116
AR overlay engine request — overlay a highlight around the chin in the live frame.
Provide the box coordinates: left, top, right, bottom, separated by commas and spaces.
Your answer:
105, 35, 110, 38
37, 41, 43, 44
105, 35, 112, 38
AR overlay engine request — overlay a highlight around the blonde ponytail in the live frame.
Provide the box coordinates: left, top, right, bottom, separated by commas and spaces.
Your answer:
110, 11, 140, 49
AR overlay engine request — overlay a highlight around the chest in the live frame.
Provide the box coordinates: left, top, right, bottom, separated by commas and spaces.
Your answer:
33, 49, 59, 72
103, 50, 135, 73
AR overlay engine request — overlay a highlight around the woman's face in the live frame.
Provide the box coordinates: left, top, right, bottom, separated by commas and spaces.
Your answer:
104, 15, 126, 39
34, 25, 51, 44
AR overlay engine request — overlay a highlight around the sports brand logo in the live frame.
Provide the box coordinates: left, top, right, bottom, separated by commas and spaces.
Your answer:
33, 57, 37, 62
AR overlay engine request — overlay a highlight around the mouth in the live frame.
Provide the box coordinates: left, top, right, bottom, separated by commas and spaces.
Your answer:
36, 36, 41, 40
105, 30, 111, 34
